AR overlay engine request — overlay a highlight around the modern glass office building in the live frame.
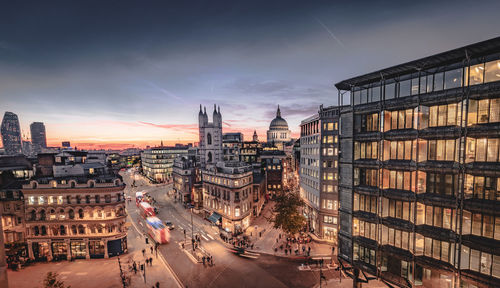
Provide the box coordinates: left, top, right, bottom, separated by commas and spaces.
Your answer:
336, 37, 500, 288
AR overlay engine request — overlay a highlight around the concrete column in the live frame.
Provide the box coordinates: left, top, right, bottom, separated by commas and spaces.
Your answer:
47, 240, 53, 261
104, 240, 109, 258
85, 239, 90, 260
27, 240, 34, 260
66, 240, 71, 261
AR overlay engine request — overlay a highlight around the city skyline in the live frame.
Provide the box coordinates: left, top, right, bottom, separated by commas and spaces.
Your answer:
1, 0, 499, 150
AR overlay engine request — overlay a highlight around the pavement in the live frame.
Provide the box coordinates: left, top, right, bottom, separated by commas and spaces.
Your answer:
243, 201, 335, 259
7, 211, 180, 288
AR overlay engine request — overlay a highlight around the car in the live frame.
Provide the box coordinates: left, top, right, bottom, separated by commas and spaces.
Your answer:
164, 221, 175, 230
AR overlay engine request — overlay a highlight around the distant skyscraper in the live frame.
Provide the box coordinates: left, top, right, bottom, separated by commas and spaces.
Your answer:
30, 122, 47, 153
1, 112, 22, 155
62, 141, 71, 148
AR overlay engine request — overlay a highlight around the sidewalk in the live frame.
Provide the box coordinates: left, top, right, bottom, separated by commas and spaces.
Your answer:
243, 202, 335, 259
7, 223, 179, 288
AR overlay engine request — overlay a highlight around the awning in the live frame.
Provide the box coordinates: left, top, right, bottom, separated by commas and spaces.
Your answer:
207, 212, 222, 224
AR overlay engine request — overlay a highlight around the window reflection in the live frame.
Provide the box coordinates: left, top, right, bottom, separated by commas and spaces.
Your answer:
485, 60, 500, 83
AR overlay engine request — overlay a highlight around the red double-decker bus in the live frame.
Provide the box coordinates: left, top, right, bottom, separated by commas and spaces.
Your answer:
139, 202, 155, 218
146, 216, 170, 244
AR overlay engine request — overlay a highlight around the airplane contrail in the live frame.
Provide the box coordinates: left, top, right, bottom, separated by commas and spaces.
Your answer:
314, 17, 346, 48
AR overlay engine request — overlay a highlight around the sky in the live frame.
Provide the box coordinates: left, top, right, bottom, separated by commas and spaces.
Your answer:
1, 0, 499, 149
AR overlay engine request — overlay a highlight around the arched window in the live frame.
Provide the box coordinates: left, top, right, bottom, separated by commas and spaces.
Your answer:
41, 226, 47, 235
60, 225, 66, 235
70, 181, 76, 188
78, 209, 84, 219
76, 195, 81, 204
85, 195, 91, 204
95, 195, 100, 203
207, 133, 212, 145
40, 209, 46, 221
105, 195, 111, 203
34, 226, 40, 236
52, 226, 59, 236
78, 225, 85, 234
66, 195, 71, 204
59, 209, 65, 220
208, 152, 213, 163
71, 225, 77, 235
30, 210, 36, 221
31, 181, 38, 189
89, 181, 95, 188
69, 209, 75, 219
97, 225, 103, 234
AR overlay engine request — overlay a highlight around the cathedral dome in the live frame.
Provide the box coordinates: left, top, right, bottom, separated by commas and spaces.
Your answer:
269, 106, 289, 130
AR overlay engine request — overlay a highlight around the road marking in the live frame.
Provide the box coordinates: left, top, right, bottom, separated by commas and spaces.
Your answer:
183, 249, 199, 264
206, 234, 214, 240
201, 234, 209, 241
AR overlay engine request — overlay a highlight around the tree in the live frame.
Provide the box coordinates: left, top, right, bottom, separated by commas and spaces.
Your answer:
43, 272, 70, 288
269, 191, 306, 235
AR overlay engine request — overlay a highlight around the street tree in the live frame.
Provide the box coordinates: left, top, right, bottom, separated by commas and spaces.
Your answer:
269, 191, 306, 235
42, 272, 70, 288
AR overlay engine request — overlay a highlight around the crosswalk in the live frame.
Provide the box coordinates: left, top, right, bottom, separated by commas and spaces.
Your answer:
175, 223, 218, 243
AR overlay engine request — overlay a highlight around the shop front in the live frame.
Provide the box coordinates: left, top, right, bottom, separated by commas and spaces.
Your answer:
51, 241, 68, 260
32, 241, 50, 261
107, 237, 127, 257
70, 240, 87, 259
89, 240, 105, 258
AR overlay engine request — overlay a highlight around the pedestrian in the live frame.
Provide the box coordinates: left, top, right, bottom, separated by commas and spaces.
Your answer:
279, 233, 281, 239
302, 246, 306, 254
202, 256, 206, 265
150, 246, 153, 254
142, 249, 146, 256
133, 261, 137, 274
285, 249, 288, 255
210, 256, 213, 266
276, 238, 278, 243
155, 282, 160, 288
182, 243, 185, 249
259, 231, 262, 237
145, 258, 149, 266
150, 257, 153, 266
308, 246, 311, 253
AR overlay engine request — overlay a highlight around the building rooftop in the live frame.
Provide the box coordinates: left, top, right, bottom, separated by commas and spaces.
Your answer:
335, 36, 500, 90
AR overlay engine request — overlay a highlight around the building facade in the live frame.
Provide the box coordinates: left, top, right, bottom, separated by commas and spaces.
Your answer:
267, 106, 291, 150
198, 105, 223, 167
173, 154, 202, 206
202, 162, 253, 233
1, 112, 22, 155
23, 175, 127, 261
261, 148, 286, 198
141, 145, 189, 183
223, 132, 243, 162
335, 37, 500, 288
299, 105, 340, 243
30, 122, 47, 154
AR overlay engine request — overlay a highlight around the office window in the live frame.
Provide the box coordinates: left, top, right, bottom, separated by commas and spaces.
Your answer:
484, 60, 500, 83
434, 72, 444, 91
444, 68, 462, 89
385, 83, 395, 100
468, 98, 500, 125
399, 79, 411, 97
469, 63, 485, 85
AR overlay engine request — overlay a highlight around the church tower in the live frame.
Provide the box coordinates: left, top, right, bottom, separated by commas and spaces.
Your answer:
198, 104, 223, 167
252, 130, 259, 142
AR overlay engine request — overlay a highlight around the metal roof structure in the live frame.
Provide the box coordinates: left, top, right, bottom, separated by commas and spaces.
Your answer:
335, 36, 500, 91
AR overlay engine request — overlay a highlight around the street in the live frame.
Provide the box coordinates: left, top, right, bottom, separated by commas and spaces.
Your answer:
123, 170, 338, 288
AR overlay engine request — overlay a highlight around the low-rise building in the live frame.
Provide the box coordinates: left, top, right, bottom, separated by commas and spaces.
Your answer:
202, 162, 253, 233
173, 154, 201, 206
223, 133, 243, 162
261, 148, 286, 198
23, 173, 127, 261
141, 145, 189, 183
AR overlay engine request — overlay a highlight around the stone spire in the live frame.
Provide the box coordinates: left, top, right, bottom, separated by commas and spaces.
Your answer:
276, 105, 281, 118
253, 130, 258, 142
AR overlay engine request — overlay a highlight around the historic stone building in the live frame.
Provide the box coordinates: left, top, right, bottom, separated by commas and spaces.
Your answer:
198, 105, 223, 167
202, 162, 253, 233
23, 158, 127, 261
267, 106, 291, 150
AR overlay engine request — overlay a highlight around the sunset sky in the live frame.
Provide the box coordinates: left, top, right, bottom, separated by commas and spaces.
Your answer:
1, 0, 499, 149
